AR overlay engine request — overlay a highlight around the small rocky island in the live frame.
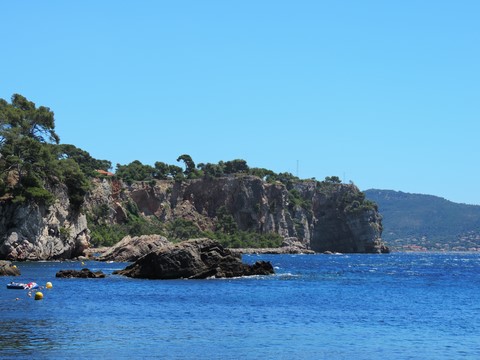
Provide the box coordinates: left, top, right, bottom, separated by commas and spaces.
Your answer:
113, 238, 275, 279
56, 268, 106, 278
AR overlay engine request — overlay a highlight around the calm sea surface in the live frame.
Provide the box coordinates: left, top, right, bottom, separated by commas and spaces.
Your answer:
1, 253, 479, 359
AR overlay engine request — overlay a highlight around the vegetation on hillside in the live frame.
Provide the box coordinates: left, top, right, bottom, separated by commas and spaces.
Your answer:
365, 189, 480, 251
0, 94, 111, 209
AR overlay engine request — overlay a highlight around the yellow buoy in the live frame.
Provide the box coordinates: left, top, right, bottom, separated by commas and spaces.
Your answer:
46, 282, 53, 289
34, 292, 43, 300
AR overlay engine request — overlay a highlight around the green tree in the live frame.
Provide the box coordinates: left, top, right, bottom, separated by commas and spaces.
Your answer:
325, 176, 342, 184
0, 94, 59, 145
56, 144, 111, 176
215, 206, 237, 235
249, 167, 276, 180
153, 161, 170, 180
197, 162, 225, 178
177, 154, 196, 177
116, 160, 155, 184
168, 165, 185, 181
224, 159, 249, 174
59, 158, 90, 210
167, 218, 201, 241
0, 94, 61, 203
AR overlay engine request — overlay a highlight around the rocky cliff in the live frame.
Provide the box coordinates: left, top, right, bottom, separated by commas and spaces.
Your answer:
0, 184, 89, 260
87, 176, 387, 254
0, 175, 388, 260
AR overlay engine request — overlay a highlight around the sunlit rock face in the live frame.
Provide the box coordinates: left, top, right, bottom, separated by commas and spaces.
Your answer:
89, 176, 387, 254
0, 176, 388, 260
0, 184, 89, 261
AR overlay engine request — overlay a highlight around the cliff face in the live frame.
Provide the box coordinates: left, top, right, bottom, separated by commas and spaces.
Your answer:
0, 176, 388, 260
88, 176, 387, 254
309, 188, 385, 253
0, 185, 89, 260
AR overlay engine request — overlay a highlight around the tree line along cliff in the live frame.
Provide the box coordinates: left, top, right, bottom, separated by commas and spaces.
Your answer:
0, 94, 388, 260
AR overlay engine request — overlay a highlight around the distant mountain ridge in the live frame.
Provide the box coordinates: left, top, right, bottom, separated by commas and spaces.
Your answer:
365, 189, 480, 251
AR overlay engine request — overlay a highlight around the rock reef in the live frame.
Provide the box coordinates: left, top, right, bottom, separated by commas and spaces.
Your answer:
56, 268, 106, 278
113, 238, 275, 279
0, 260, 20, 276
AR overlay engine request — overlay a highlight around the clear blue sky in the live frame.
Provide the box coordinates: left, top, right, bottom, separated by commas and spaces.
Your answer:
2, 1, 479, 204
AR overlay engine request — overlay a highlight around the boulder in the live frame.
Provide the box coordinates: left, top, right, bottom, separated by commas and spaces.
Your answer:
113, 238, 275, 279
98, 234, 170, 262
56, 268, 106, 278
0, 260, 21, 276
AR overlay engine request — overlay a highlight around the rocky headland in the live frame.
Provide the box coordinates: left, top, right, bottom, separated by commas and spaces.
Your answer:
0, 176, 388, 261
0, 95, 388, 261
86, 176, 387, 254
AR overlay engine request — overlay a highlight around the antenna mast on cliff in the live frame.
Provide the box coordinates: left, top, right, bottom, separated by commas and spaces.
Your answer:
296, 160, 299, 178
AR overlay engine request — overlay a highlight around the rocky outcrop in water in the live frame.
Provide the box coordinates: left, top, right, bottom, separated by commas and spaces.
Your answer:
98, 234, 170, 262
0, 185, 89, 261
0, 260, 20, 276
56, 268, 106, 278
113, 238, 275, 279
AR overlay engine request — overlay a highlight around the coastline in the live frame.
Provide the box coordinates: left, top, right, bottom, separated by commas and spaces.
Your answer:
229, 247, 315, 255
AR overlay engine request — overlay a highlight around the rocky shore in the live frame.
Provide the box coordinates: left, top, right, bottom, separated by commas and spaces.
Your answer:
230, 247, 315, 255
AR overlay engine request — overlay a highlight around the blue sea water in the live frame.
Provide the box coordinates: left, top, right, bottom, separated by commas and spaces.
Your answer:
1, 253, 479, 360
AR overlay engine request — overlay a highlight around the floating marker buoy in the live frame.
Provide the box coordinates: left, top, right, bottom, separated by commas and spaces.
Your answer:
34, 292, 43, 300
46, 282, 53, 289
81, 262, 85, 266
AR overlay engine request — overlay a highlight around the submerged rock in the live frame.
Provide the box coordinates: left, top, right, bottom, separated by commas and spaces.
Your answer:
98, 234, 170, 262
113, 238, 275, 279
56, 268, 106, 278
0, 260, 20, 276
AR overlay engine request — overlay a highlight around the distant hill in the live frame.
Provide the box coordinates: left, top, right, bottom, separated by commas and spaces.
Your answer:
365, 189, 480, 251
